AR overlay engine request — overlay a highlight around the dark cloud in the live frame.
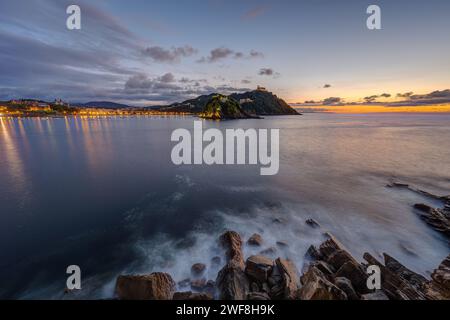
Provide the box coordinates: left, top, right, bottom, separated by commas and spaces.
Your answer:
323, 84, 331, 88
241, 79, 252, 84
396, 92, 414, 98
259, 68, 274, 76
364, 95, 379, 103
380, 93, 391, 98
198, 47, 264, 63
322, 97, 341, 105
388, 89, 450, 106
142, 45, 197, 63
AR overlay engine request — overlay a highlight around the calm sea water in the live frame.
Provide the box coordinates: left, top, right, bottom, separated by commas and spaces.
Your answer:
0, 113, 449, 299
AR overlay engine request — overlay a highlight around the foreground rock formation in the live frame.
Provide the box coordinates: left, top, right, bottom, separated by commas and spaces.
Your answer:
114, 228, 450, 300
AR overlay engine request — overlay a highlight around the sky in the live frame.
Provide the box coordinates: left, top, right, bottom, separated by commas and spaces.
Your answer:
0, 0, 449, 110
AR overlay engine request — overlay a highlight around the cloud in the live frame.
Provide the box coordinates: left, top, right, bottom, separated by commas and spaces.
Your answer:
396, 92, 414, 98
380, 93, 391, 98
388, 89, 450, 106
142, 45, 197, 63
198, 47, 264, 63
125, 74, 154, 90
241, 79, 252, 84
323, 84, 331, 88
322, 97, 341, 105
363, 95, 379, 103
258, 68, 280, 77
158, 73, 176, 83
242, 6, 268, 20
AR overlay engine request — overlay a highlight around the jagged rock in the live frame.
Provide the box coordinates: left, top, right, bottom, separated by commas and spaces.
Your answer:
247, 233, 263, 246
298, 266, 347, 300
219, 231, 245, 269
334, 277, 359, 300
383, 254, 427, 290
363, 253, 427, 300
311, 260, 335, 276
335, 260, 369, 294
424, 254, 450, 300
173, 291, 213, 300
247, 292, 271, 300
273, 258, 299, 299
245, 255, 273, 283
306, 218, 320, 228
216, 264, 249, 300
115, 273, 175, 300
191, 263, 206, 276
216, 231, 249, 300
305, 245, 322, 260
414, 203, 450, 237
361, 290, 389, 300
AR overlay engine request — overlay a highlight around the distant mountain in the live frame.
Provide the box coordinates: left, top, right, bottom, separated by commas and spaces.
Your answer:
77, 101, 132, 109
156, 89, 299, 116
199, 94, 255, 119
230, 90, 299, 115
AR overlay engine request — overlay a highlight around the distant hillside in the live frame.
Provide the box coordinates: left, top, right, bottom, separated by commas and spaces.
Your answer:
230, 90, 298, 115
157, 89, 299, 116
78, 101, 132, 109
199, 94, 255, 120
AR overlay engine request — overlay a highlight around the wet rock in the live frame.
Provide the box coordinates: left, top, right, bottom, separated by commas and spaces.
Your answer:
363, 252, 427, 300
191, 263, 206, 276
115, 273, 176, 300
298, 266, 347, 300
334, 277, 359, 300
216, 231, 249, 300
273, 258, 299, 300
260, 247, 277, 256
335, 260, 369, 294
272, 218, 285, 224
306, 218, 320, 228
248, 292, 271, 300
178, 278, 190, 288
383, 253, 427, 290
305, 245, 322, 260
424, 254, 450, 300
361, 290, 389, 300
173, 291, 213, 300
219, 231, 245, 269
190, 278, 207, 291
245, 255, 273, 283
414, 203, 450, 237
311, 260, 335, 276
247, 233, 263, 246
276, 241, 289, 248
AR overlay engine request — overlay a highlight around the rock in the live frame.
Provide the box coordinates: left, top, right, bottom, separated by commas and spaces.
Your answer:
334, 277, 359, 300
260, 247, 277, 256
216, 264, 249, 300
335, 260, 369, 294
247, 233, 263, 246
219, 231, 245, 269
115, 273, 176, 300
424, 254, 450, 300
305, 245, 322, 260
360, 290, 389, 300
216, 231, 249, 300
190, 278, 207, 291
178, 278, 190, 288
276, 241, 289, 248
273, 258, 299, 299
414, 203, 450, 237
247, 292, 271, 300
363, 252, 427, 300
306, 218, 320, 228
191, 263, 206, 276
245, 255, 273, 283
173, 291, 213, 300
327, 249, 357, 271
311, 260, 335, 276
298, 266, 347, 300
383, 253, 427, 290
272, 218, 285, 224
